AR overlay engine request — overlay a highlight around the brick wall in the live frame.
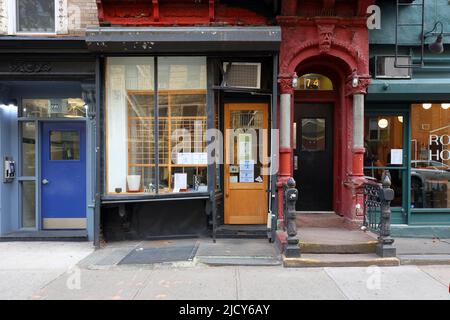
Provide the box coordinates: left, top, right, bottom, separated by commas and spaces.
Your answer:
68, 0, 99, 35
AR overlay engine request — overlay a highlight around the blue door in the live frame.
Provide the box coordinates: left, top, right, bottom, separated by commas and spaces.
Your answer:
41, 122, 86, 229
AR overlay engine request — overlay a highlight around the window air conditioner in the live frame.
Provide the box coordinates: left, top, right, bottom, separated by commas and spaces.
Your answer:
222, 62, 261, 89
374, 56, 412, 79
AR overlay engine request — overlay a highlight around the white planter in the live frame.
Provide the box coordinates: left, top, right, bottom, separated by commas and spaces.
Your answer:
127, 175, 141, 192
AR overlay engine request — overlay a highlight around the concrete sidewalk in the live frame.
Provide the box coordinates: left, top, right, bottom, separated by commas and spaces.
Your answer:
0, 242, 94, 300
395, 237, 450, 265
31, 264, 450, 300
0, 238, 449, 300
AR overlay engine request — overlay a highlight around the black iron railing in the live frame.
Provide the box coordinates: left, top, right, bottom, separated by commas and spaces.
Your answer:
363, 170, 397, 257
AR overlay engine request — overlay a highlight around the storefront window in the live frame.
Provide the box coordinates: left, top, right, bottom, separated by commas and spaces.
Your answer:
22, 98, 87, 118
105, 57, 207, 195
21, 122, 35, 176
411, 103, 450, 209
21, 181, 36, 228
364, 115, 404, 207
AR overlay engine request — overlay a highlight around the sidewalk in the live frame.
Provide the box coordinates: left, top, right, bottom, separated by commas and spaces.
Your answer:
0, 238, 449, 300
394, 237, 450, 265
0, 242, 94, 300
33, 263, 450, 300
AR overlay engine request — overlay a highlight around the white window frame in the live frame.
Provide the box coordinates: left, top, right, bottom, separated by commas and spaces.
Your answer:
7, 0, 68, 35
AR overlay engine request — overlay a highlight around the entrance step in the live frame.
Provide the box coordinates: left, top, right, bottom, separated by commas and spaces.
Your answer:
296, 212, 360, 229
215, 225, 268, 239
299, 227, 378, 254
283, 253, 400, 268
0, 230, 88, 242
195, 256, 281, 266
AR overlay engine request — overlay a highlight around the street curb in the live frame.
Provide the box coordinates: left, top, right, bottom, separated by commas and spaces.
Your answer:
195, 256, 281, 266
398, 254, 450, 266
282, 254, 400, 268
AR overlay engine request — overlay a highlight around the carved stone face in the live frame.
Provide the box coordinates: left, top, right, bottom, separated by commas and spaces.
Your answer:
318, 25, 335, 53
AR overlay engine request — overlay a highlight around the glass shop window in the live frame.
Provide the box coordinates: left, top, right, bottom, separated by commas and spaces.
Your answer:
22, 98, 87, 118
105, 57, 208, 195
411, 103, 450, 209
16, 0, 55, 33
363, 115, 404, 207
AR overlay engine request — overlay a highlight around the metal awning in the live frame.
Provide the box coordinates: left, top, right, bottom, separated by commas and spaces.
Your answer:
367, 79, 450, 101
86, 26, 281, 53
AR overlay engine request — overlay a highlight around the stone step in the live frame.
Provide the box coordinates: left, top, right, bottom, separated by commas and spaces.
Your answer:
298, 227, 379, 254
0, 230, 88, 242
283, 253, 400, 268
195, 256, 281, 266
214, 225, 268, 239
296, 212, 360, 229
300, 240, 378, 254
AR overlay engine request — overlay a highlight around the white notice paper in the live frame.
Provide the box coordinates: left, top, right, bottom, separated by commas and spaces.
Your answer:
173, 173, 187, 192
390, 149, 403, 165
239, 160, 254, 183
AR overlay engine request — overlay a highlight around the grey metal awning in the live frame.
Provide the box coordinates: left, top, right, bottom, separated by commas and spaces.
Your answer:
86, 26, 281, 53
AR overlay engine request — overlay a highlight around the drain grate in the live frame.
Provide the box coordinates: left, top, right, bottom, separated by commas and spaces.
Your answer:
119, 244, 199, 265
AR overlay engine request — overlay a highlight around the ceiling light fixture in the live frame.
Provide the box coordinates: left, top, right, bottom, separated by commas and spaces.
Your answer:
378, 118, 389, 129
422, 103, 432, 110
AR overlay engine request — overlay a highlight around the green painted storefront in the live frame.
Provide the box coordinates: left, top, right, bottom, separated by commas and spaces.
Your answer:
366, 0, 450, 237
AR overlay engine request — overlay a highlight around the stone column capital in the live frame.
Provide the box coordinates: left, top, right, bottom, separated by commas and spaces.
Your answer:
345, 72, 371, 96
278, 73, 296, 95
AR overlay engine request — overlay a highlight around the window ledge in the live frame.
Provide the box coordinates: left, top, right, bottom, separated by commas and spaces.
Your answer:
101, 191, 210, 204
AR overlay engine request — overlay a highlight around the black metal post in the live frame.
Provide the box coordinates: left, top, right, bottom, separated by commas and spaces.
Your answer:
375, 170, 396, 257
284, 177, 300, 257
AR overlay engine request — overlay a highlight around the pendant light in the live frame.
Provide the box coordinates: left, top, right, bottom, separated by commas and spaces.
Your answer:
422, 103, 432, 110
441, 103, 450, 110
378, 118, 389, 129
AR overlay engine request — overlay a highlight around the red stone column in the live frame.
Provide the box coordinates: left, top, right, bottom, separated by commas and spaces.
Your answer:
345, 73, 371, 219
276, 74, 296, 223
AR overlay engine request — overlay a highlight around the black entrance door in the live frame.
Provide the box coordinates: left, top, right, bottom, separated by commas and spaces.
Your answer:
294, 104, 333, 211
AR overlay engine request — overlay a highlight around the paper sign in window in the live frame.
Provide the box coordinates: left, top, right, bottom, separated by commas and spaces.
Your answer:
390, 149, 403, 165
238, 134, 253, 163
173, 173, 187, 192
239, 160, 254, 183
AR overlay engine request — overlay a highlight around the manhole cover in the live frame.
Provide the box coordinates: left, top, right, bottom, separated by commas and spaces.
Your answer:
119, 244, 199, 265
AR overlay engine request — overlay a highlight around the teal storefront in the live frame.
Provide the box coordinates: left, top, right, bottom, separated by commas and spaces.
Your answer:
366, 0, 450, 237
366, 81, 450, 238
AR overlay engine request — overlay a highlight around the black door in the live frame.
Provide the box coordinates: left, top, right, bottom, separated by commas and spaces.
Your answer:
294, 104, 333, 211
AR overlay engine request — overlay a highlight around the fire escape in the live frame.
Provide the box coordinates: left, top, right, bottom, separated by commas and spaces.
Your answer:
395, 0, 449, 69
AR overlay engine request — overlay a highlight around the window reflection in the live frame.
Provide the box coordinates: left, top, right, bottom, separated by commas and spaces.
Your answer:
364, 115, 404, 207
364, 116, 403, 167
301, 118, 325, 151
50, 131, 80, 160
411, 104, 450, 209
22, 98, 87, 118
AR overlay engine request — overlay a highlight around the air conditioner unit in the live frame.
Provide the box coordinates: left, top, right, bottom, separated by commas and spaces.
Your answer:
374, 56, 412, 79
223, 62, 261, 89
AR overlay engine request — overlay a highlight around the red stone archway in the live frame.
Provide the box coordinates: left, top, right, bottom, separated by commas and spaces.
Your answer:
277, 12, 372, 222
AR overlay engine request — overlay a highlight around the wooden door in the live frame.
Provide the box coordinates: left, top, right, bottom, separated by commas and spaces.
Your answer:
224, 103, 268, 224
